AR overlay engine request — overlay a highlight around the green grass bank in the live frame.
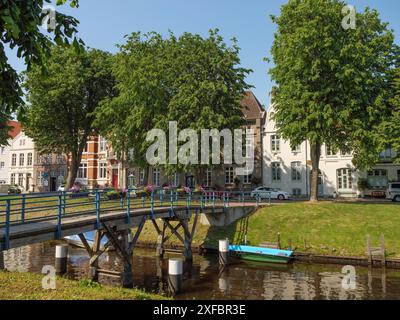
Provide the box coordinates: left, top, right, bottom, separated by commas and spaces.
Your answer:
136, 202, 400, 258
0, 271, 169, 300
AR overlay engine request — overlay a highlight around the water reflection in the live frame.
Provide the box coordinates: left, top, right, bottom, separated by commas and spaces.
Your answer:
3, 242, 400, 300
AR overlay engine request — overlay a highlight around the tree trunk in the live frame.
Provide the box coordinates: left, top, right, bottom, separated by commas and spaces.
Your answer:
310, 142, 322, 202
65, 152, 80, 189
143, 166, 150, 186
195, 166, 204, 188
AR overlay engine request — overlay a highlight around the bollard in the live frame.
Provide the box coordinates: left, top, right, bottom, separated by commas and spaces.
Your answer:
168, 258, 183, 294
55, 244, 68, 275
219, 239, 230, 266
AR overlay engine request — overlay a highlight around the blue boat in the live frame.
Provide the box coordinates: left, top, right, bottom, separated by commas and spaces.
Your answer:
229, 245, 293, 264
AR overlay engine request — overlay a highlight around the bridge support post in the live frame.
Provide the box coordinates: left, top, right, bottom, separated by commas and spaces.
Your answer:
182, 220, 193, 261
119, 229, 133, 288
156, 220, 166, 258
0, 251, 5, 270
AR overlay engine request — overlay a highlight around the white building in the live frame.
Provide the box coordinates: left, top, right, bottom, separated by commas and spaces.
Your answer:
0, 121, 22, 186
9, 131, 35, 192
263, 106, 400, 198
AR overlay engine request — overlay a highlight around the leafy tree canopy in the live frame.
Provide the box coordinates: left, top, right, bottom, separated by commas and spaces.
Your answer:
0, 0, 82, 145
20, 45, 115, 188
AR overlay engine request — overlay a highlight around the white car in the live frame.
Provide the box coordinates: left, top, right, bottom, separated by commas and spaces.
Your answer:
387, 182, 400, 202
251, 187, 291, 200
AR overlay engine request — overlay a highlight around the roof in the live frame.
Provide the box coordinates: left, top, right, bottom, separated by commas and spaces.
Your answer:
8, 121, 22, 139
241, 91, 266, 120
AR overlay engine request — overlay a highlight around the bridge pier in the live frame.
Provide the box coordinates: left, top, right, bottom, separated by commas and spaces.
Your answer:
153, 210, 199, 261
0, 251, 4, 270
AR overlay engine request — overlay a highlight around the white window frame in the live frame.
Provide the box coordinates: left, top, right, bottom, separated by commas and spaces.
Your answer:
11, 173, 16, 185
78, 163, 88, 179
98, 162, 107, 179
272, 162, 281, 181
11, 154, 16, 167
99, 137, 107, 152
153, 168, 161, 187
19, 153, 24, 167
205, 169, 212, 187
291, 162, 302, 181
271, 135, 280, 153
27, 153, 33, 166
337, 168, 353, 190
225, 167, 234, 185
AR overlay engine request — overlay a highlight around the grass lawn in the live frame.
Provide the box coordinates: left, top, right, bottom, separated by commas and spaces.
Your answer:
135, 202, 400, 258
0, 271, 169, 300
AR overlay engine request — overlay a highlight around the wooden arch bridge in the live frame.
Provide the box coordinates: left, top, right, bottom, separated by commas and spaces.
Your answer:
0, 189, 260, 287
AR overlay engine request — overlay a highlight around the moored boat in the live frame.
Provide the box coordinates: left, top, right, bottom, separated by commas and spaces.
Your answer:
229, 245, 293, 264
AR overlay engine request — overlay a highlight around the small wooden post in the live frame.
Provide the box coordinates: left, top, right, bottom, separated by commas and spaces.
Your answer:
367, 235, 372, 266
381, 234, 386, 268
288, 239, 292, 251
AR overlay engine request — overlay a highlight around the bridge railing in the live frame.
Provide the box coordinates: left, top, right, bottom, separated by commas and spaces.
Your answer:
0, 189, 269, 247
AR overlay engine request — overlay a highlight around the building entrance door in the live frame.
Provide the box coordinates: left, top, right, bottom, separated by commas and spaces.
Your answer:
50, 177, 57, 192
112, 169, 119, 188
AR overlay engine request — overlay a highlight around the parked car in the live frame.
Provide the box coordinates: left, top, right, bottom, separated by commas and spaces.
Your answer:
387, 182, 400, 202
8, 185, 22, 195
251, 186, 291, 200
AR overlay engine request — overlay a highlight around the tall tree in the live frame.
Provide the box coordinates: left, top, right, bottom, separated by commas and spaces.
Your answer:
160, 30, 251, 185
94, 30, 251, 188
0, 0, 82, 145
20, 46, 115, 188
94, 32, 171, 187
269, 0, 396, 201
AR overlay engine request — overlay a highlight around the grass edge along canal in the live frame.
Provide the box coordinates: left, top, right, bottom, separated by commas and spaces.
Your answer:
0, 270, 170, 300
135, 202, 400, 259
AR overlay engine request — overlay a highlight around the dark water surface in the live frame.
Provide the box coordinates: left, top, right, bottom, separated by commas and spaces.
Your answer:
3, 242, 400, 300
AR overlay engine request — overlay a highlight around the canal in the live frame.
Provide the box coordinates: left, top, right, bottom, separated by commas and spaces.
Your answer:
3, 242, 400, 300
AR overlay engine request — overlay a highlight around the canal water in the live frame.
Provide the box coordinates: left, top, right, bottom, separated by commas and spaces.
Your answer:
3, 242, 400, 300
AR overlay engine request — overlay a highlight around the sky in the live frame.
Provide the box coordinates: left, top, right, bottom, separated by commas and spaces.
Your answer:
6, 0, 400, 108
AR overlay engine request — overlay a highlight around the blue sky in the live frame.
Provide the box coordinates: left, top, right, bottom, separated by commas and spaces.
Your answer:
6, 0, 400, 107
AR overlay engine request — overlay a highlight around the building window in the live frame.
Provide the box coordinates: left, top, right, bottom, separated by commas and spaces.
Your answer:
98, 163, 107, 179
326, 145, 338, 156
291, 162, 302, 181
337, 168, 353, 190
11, 173, 16, 185
153, 168, 160, 187
272, 162, 281, 181
243, 167, 252, 185
205, 169, 212, 187
292, 188, 302, 197
271, 135, 280, 152
18, 174, 24, 187
11, 154, 16, 166
291, 144, 301, 153
37, 172, 43, 186
0, 162, 4, 170
172, 173, 180, 187
78, 163, 88, 179
27, 153, 33, 166
46, 154, 52, 164
397, 170, 400, 182
19, 153, 24, 166
56, 154, 63, 164
225, 167, 234, 185
19, 139, 25, 146
99, 137, 107, 152
367, 169, 388, 189
379, 149, 397, 161
139, 169, 145, 186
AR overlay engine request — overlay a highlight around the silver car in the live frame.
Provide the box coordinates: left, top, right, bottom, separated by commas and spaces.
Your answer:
251, 186, 291, 200
387, 182, 400, 202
